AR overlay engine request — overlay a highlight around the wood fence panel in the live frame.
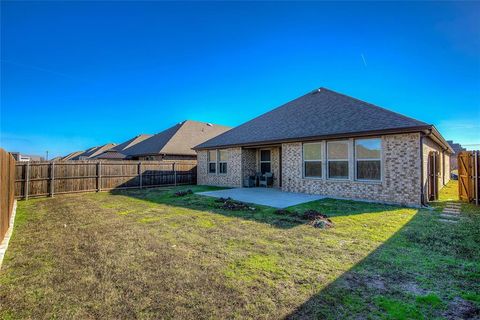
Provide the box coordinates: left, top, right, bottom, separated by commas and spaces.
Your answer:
15, 160, 197, 199
458, 151, 479, 205
1, 148, 16, 242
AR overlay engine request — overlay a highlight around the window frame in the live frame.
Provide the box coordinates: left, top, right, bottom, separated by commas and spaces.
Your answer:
218, 149, 228, 175
354, 138, 382, 182
327, 140, 350, 180
259, 149, 272, 174
303, 142, 323, 179
207, 150, 217, 174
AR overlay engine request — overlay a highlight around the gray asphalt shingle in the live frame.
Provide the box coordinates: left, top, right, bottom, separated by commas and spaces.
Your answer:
195, 88, 430, 149
126, 120, 231, 157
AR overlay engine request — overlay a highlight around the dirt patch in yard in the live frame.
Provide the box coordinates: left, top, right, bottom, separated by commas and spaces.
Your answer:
173, 189, 193, 197
274, 209, 334, 228
444, 297, 480, 320
215, 198, 256, 211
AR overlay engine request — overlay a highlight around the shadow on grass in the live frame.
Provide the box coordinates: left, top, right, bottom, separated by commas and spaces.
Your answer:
115, 184, 480, 318
285, 206, 480, 319
112, 184, 479, 318
111, 185, 406, 230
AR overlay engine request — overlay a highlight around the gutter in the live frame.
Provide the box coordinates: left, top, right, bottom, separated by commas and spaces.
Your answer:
426, 126, 454, 154
194, 125, 432, 151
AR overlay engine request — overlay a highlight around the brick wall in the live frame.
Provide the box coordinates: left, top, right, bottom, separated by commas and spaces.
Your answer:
242, 149, 257, 181
282, 133, 423, 206
196, 133, 452, 207
271, 147, 281, 188
197, 148, 242, 187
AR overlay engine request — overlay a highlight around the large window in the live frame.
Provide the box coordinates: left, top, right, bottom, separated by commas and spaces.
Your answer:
327, 141, 349, 179
208, 150, 216, 174
303, 142, 322, 178
355, 138, 381, 181
260, 150, 271, 174
218, 150, 228, 174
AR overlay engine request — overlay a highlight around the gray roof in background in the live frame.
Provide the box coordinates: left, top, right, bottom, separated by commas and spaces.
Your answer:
126, 120, 232, 156
196, 87, 430, 149
62, 150, 84, 160
447, 140, 465, 154
92, 134, 153, 159
93, 150, 127, 159
72, 143, 116, 160
111, 134, 153, 153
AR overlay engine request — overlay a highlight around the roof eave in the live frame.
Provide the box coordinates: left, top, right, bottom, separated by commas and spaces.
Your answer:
426, 126, 455, 154
193, 125, 433, 150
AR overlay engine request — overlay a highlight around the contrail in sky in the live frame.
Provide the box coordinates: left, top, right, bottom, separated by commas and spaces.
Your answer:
1, 59, 80, 81
361, 54, 367, 67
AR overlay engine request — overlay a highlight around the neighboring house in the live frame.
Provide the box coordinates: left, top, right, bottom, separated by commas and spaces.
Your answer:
194, 88, 453, 207
125, 120, 231, 161
447, 140, 466, 171
70, 143, 116, 160
93, 134, 152, 160
62, 150, 84, 161
10, 152, 45, 162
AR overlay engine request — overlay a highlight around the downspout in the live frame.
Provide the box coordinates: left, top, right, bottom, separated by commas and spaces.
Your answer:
442, 150, 445, 186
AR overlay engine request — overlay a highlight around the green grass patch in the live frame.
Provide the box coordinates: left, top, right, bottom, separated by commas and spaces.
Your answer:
0, 183, 478, 319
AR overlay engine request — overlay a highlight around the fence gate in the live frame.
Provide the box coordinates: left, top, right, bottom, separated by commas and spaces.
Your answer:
427, 151, 440, 201
458, 151, 479, 205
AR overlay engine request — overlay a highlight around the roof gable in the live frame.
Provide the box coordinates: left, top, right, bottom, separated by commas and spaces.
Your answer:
112, 134, 152, 151
72, 143, 116, 159
196, 88, 429, 149
126, 120, 231, 157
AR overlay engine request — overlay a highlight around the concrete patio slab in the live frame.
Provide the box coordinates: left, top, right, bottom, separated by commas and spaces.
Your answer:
196, 188, 325, 208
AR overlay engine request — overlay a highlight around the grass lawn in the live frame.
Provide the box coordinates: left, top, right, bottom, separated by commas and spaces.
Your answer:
0, 183, 479, 319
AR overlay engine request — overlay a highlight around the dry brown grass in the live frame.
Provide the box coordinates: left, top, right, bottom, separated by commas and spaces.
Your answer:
0, 185, 478, 319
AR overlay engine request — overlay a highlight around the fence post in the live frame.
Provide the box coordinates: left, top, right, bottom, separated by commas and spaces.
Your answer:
138, 162, 142, 189
50, 162, 55, 197
24, 162, 30, 200
475, 151, 479, 206
173, 162, 177, 186
96, 162, 101, 192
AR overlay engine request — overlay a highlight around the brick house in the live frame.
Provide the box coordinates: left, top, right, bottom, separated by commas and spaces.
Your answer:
194, 88, 453, 207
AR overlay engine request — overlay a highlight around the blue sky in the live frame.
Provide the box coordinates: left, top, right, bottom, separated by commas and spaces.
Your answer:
1, 1, 479, 158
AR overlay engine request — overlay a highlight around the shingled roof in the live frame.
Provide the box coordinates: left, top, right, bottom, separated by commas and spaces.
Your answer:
111, 134, 152, 153
71, 143, 116, 160
126, 120, 231, 157
195, 88, 431, 149
93, 134, 153, 159
62, 150, 84, 161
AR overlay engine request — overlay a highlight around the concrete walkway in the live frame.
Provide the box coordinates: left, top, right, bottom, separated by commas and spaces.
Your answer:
438, 202, 462, 224
196, 188, 325, 208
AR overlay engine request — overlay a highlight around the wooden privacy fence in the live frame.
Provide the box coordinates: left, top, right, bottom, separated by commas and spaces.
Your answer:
458, 151, 479, 205
15, 160, 197, 199
0, 148, 16, 242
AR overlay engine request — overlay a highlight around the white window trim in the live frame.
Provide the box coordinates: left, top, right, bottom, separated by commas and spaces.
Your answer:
354, 138, 383, 182
327, 140, 350, 180
259, 149, 272, 173
207, 150, 217, 175
303, 142, 323, 179
218, 150, 228, 175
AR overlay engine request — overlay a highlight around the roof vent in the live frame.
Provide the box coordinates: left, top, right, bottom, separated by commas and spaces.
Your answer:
206, 123, 213, 127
